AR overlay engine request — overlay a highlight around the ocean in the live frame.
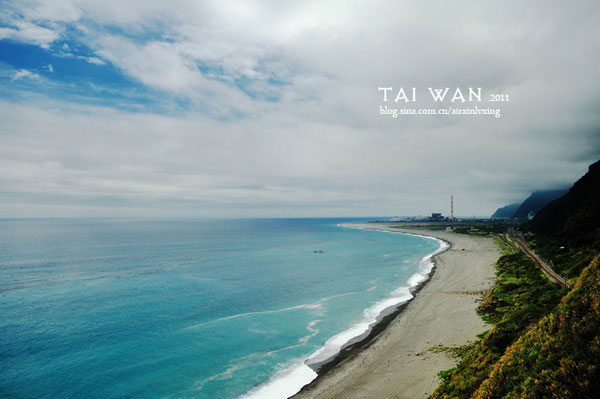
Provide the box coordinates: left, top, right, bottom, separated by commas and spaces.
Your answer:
0, 218, 444, 399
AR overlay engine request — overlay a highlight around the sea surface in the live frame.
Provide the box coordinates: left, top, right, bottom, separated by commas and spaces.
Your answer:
0, 218, 443, 399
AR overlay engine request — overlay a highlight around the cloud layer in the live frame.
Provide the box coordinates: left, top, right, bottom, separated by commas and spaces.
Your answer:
1, 0, 599, 217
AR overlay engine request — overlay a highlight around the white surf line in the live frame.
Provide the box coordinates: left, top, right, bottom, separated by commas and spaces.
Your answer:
240, 224, 450, 399
185, 288, 374, 330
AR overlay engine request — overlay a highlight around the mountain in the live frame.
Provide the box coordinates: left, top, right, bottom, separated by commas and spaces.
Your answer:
528, 159, 600, 249
512, 189, 569, 219
472, 257, 600, 398
491, 203, 521, 219
432, 159, 600, 399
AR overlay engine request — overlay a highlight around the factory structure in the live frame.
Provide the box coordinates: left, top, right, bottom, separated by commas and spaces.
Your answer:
427, 195, 455, 221
391, 195, 457, 222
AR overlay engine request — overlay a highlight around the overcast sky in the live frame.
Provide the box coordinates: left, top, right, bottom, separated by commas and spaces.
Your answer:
1, 0, 599, 218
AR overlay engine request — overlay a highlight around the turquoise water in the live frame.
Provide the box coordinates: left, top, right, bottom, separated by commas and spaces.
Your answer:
0, 218, 442, 399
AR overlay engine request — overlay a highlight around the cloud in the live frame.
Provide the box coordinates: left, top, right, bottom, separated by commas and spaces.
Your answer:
85, 57, 105, 65
0, 0, 599, 217
0, 20, 61, 48
11, 69, 41, 81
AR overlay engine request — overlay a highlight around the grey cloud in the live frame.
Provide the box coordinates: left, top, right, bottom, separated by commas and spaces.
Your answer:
1, 0, 600, 217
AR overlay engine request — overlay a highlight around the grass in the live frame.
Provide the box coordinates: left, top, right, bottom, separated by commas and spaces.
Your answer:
430, 251, 566, 399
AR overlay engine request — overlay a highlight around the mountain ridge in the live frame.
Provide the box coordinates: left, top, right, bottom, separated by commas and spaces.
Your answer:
432, 158, 600, 399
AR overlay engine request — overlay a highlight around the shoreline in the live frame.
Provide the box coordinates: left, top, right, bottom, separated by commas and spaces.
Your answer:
291, 223, 500, 399
244, 223, 450, 399
303, 224, 450, 374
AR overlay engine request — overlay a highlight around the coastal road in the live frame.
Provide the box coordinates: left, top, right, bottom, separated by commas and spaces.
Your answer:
507, 229, 570, 289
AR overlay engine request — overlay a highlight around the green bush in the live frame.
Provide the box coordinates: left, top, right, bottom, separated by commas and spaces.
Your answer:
430, 252, 566, 399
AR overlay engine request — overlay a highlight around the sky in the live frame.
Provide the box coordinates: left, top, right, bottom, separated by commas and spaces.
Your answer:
1, 0, 599, 218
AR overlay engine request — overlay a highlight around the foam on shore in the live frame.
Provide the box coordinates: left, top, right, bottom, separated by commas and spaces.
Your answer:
241, 224, 449, 399
241, 362, 317, 399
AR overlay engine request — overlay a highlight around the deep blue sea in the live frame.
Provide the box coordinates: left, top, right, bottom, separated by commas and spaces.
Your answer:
0, 218, 443, 399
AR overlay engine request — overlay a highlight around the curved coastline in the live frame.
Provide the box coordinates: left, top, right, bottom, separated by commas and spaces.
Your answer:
291, 223, 500, 399
288, 224, 451, 396
242, 223, 450, 399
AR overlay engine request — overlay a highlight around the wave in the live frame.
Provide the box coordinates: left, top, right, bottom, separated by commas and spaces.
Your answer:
199, 319, 323, 397
185, 303, 322, 330
306, 233, 447, 370
240, 360, 317, 399
240, 226, 448, 399
186, 288, 372, 331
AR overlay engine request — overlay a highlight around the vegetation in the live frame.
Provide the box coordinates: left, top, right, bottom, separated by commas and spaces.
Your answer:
429, 343, 476, 360
528, 239, 595, 283
474, 257, 600, 398
430, 344, 476, 383
430, 253, 566, 399
430, 159, 600, 398
526, 159, 600, 277
392, 221, 518, 236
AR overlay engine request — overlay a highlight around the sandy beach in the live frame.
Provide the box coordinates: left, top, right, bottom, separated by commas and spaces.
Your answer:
292, 223, 500, 399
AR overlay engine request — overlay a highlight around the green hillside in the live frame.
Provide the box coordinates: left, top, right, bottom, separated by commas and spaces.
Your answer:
527, 159, 600, 248
430, 159, 600, 399
526, 160, 600, 278
517, 159, 599, 281
473, 257, 600, 398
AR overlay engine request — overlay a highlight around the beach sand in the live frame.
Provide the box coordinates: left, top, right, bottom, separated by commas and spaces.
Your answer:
292, 224, 500, 399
